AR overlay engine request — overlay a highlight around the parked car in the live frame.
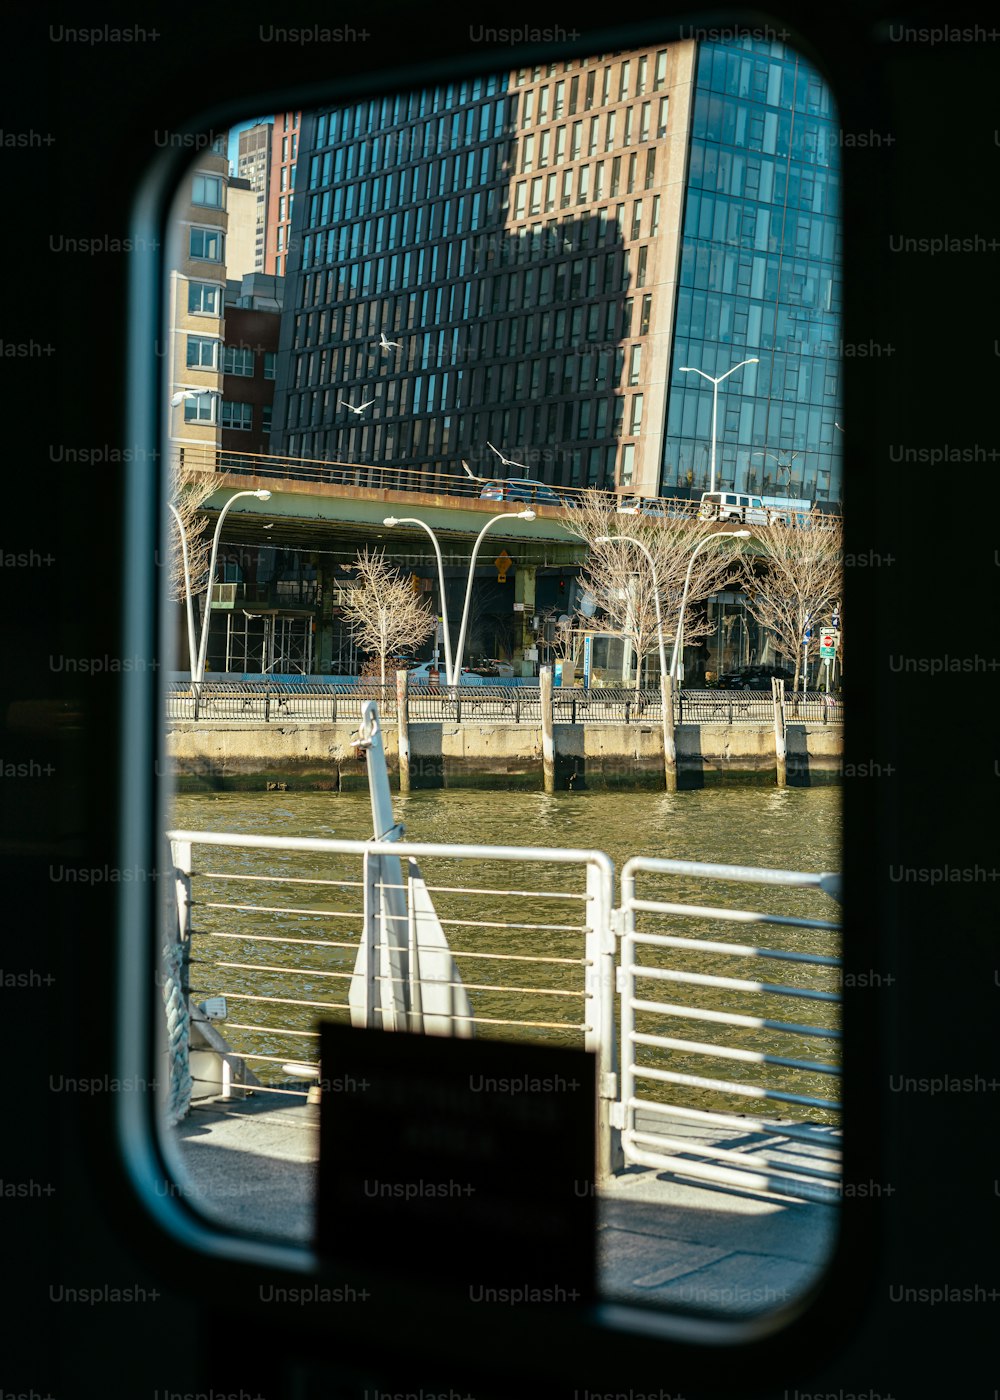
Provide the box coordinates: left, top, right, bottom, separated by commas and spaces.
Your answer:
478, 479, 581, 508
698, 491, 768, 525
716, 665, 795, 690
405, 661, 484, 686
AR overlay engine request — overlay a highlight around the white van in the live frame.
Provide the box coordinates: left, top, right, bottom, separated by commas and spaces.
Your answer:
698, 491, 768, 525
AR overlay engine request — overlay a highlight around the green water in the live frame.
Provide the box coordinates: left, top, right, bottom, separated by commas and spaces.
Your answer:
170, 786, 841, 1120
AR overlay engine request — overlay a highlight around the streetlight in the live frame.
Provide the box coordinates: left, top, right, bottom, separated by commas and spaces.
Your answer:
595, 531, 669, 692
669, 530, 751, 685
383, 516, 454, 685
452, 511, 535, 685
194, 489, 272, 685
595, 533, 674, 781
678, 358, 759, 494
167, 503, 198, 678
752, 449, 802, 498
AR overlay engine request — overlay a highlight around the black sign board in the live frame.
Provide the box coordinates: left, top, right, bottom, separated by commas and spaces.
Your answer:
317, 1022, 595, 1306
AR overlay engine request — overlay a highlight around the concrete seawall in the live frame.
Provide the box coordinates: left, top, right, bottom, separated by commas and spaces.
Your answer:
166, 720, 844, 791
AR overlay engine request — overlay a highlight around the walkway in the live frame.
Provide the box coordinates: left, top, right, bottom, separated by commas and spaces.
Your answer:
174, 1093, 838, 1314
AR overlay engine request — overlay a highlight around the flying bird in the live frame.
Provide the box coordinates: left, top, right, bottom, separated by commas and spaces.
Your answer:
486, 440, 530, 472
377, 332, 401, 352
339, 397, 376, 415
461, 460, 481, 480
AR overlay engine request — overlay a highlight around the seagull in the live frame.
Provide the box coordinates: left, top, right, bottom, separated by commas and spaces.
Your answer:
461, 460, 482, 480
262, 523, 273, 530
339, 397, 376, 415
486, 441, 530, 472
377, 332, 401, 352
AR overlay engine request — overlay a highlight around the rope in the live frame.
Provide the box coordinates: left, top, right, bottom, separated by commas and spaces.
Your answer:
161, 936, 192, 1126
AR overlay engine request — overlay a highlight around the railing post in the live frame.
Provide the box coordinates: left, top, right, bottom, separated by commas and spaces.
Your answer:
586, 861, 622, 1184
264, 692, 271, 723
540, 665, 556, 794
396, 668, 411, 794
361, 850, 381, 1028
455, 687, 462, 724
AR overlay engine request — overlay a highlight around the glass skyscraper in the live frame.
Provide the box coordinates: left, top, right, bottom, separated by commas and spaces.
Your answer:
664, 40, 843, 505
271, 39, 843, 506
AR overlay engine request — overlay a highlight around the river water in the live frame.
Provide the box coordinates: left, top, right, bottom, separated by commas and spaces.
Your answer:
169, 786, 841, 1122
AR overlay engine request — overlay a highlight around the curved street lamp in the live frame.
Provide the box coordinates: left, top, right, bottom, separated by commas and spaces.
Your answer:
452, 511, 535, 684
167, 502, 198, 678
678, 358, 759, 494
383, 516, 454, 685
194, 489, 272, 686
669, 530, 750, 684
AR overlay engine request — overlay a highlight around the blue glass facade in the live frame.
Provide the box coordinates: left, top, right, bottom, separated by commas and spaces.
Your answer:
663, 41, 843, 505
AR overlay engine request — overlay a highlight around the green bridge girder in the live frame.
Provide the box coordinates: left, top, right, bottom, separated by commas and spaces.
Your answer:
201, 470, 761, 569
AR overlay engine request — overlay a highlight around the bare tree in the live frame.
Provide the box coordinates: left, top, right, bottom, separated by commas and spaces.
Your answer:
342, 548, 436, 685
561, 492, 741, 689
168, 464, 215, 602
740, 515, 844, 691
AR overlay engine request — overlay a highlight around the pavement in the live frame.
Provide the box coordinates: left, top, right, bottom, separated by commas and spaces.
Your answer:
174, 1091, 839, 1313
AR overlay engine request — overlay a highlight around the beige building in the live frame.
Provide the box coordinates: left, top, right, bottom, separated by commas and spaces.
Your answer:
225, 176, 259, 281
165, 139, 229, 460
502, 47, 696, 495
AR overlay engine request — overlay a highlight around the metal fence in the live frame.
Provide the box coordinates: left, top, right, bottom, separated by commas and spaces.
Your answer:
167, 682, 843, 726
167, 830, 842, 1197
617, 856, 842, 1202
167, 830, 616, 1165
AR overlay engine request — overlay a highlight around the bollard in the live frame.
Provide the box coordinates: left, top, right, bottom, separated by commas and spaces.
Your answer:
540, 665, 556, 793
396, 669, 411, 793
772, 676, 787, 787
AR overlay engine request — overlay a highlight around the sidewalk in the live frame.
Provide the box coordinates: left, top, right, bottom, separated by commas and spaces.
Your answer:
174, 1092, 838, 1313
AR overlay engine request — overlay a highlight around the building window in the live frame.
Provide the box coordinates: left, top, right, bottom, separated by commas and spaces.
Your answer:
610, 156, 621, 196
554, 80, 565, 118
640, 102, 651, 143
585, 70, 595, 109
654, 49, 668, 90
636, 55, 648, 95
264, 352, 276, 381
221, 401, 253, 431
183, 394, 216, 423
192, 174, 223, 208
223, 346, 255, 376
618, 61, 630, 102
262, 404, 272, 434
186, 335, 218, 369
639, 294, 652, 336
630, 394, 644, 433
657, 97, 669, 138
645, 148, 657, 189
631, 200, 642, 240
187, 281, 221, 316
523, 90, 534, 127
620, 442, 635, 483
628, 344, 642, 386
636, 245, 648, 287
650, 194, 660, 234
189, 227, 224, 262
605, 111, 616, 151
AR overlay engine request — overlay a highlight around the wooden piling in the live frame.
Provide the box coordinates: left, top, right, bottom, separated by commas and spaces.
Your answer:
661, 675, 678, 792
540, 665, 556, 793
396, 668, 411, 793
772, 677, 787, 788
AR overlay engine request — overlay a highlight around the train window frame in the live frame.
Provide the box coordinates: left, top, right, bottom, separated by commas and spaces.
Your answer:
115, 25, 866, 1376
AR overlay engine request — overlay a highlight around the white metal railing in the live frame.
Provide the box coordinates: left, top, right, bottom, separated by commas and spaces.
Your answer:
166, 831, 842, 1199
166, 830, 618, 1175
617, 857, 842, 1202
